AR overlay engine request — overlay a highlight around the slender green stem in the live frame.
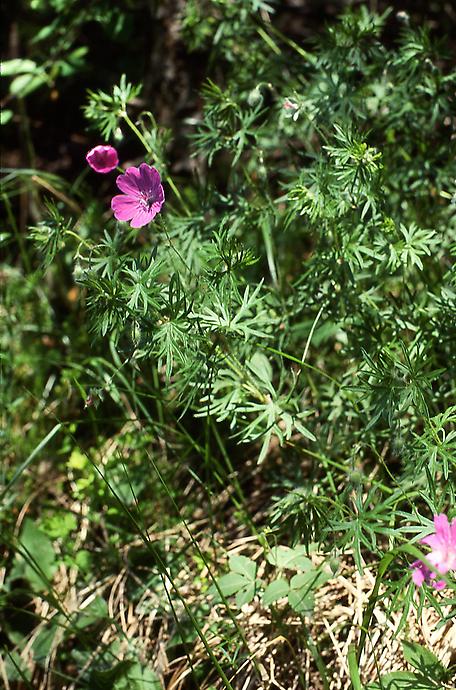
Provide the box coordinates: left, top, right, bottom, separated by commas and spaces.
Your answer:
144, 448, 265, 683
257, 19, 316, 62
261, 220, 279, 287
122, 112, 191, 215
3, 193, 32, 273
301, 305, 324, 364
158, 216, 192, 272
348, 644, 363, 690
63, 425, 236, 690
65, 228, 93, 250
165, 174, 191, 216
122, 111, 151, 154
260, 344, 341, 387
302, 622, 330, 690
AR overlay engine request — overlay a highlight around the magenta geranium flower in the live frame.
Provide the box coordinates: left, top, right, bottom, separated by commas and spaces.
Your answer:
411, 513, 456, 590
111, 163, 165, 228
86, 145, 119, 173
411, 560, 445, 590
421, 513, 456, 573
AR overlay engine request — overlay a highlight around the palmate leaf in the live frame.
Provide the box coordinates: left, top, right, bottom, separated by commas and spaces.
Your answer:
287, 569, 332, 615
266, 545, 312, 571
262, 578, 290, 605
215, 555, 258, 607
113, 663, 162, 690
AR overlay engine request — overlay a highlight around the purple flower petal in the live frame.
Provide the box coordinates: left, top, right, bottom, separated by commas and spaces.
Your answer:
130, 209, 155, 228
86, 145, 119, 173
116, 167, 143, 196
431, 577, 446, 591
138, 163, 162, 191
411, 562, 426, 586
111, 195, 139, 221
411, 559, 446, 590
434, 514, 451, 540
111, 163, 165, 227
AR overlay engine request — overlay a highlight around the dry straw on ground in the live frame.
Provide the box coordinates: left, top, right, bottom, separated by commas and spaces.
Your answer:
2, 521, 454, 690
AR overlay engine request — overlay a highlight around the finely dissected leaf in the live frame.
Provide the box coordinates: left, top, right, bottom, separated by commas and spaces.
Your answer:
266, 545, 312, 571
262, 578, 290, 605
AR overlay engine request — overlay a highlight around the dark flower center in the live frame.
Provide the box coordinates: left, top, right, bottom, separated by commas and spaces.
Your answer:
139, 190, 156, 211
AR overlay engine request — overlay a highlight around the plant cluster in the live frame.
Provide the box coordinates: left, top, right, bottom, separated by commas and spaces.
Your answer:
2, 2, 456, 688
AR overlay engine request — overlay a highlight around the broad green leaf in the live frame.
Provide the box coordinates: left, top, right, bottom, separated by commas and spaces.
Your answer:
10, 72, 47, 97
113, 662, 161, 689
32, 621, 59, 664
3, 650, 32, 681
247, 352, 273, 386
402, 641, 447, 682
366, 671, 440, 689
90, 661, 134, 690
217, 572, 249, 596
74, 549, 92, 573
215, 556, 258, 606
262, 578, 290, 605
287, 569, 331, 614
1, 58, 37, 75
236, 582, 256, 607
0, 108, 13, 125
287, 588, 314, 615
266, 545, 312, 571
75, 596, 108, 629
228, 554, 257, 579
18, 518, 57, 591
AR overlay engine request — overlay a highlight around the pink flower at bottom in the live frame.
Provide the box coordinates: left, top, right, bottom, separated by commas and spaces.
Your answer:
411, 513, 456, 590
421, 513, 456, 574
111, 163, 165, 229
411, 560, 445, 590
86, 145, 119, 173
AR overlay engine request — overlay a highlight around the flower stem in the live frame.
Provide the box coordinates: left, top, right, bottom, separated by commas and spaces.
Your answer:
65, 229, 93, 250
122, 112, 191, 216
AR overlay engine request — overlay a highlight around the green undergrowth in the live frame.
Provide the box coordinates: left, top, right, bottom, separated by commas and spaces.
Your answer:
1, 2, 456, 688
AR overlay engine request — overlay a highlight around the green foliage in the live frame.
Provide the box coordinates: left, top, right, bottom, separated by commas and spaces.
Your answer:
3, 2, 456, 688
216, 555, 258, 607
10, 519, 57, 592
84, 74, 142, 139
365, 639, 454, 690
215, 544, 332, 616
